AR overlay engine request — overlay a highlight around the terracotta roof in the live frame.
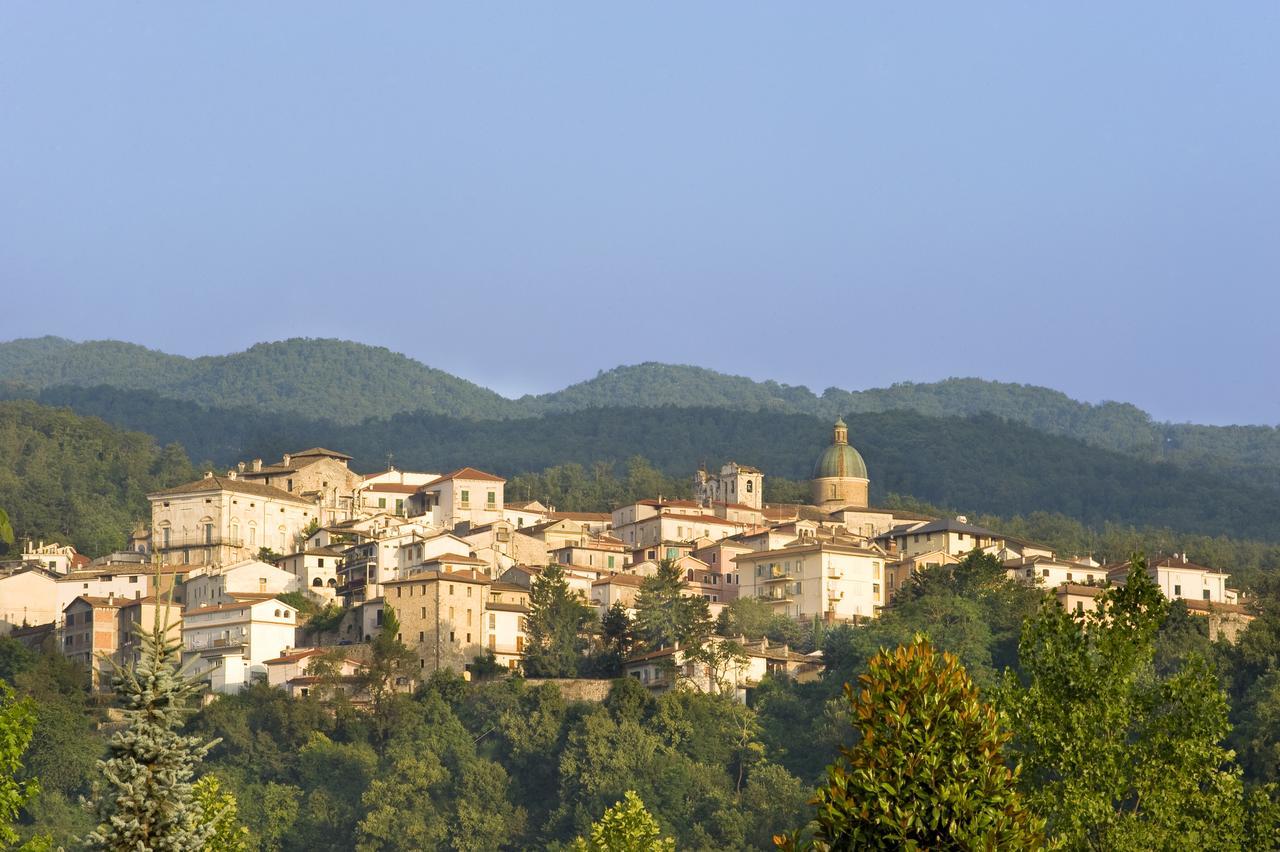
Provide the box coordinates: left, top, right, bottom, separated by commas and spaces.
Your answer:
593, 573, 646, 587
423, 553, 489, 566
547, 511, 611, 522
149, 475, 312, 504
733, 541, 882, 562
387, 567, 492, 586
264, 648, 326, 665
485, 601, 530, 613
1183, 598, 1254, 616
289, 447, 353, 460
422, 467, 506, 486
65, 595, 124, 610
1150, 556, 1228, 575
490, 581, 529, 593
184, 599, 297, 616
655, 512, 740, 526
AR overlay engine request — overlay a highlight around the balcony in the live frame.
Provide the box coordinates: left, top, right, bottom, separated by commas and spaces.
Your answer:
757, 591, 793, 604
156, 535, 244, 550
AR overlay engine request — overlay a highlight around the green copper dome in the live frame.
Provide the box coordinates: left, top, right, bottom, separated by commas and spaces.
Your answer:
813, 419, 868, 479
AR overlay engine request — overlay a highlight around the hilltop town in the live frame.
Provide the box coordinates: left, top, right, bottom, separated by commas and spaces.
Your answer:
0, 420, 1254, 701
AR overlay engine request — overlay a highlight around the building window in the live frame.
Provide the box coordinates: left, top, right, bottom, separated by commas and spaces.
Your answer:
460, 490, 470, 507
1174, 585, 1182, 596
1076, 601, 1084, 615
746, 480, 753, 493
129, 575, 138, 584
419, 631, 424, 642
378, 497, 386, 508
487, 491, 496, 507
489, 613, 496, 628
1203, 589, 1211, 600
287, 479, 293, 492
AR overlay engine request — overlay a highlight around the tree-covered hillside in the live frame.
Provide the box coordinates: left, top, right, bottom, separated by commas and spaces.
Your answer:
0, 401, 194, 555
5, 338, 1280, 489
0, 337, 520, 424
8, 389, 1280, 544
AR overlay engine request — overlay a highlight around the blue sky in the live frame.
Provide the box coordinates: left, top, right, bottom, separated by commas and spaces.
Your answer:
1, 4, 1277, 424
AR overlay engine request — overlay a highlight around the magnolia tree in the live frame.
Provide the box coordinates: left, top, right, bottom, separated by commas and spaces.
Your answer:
780, 635, 1044, 850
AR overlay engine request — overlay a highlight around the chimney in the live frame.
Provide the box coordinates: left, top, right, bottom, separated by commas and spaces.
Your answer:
252, 459, 262, 472
227, 469, 237, 480
283, 454, 291, 466
237, 461, 246, 473
203, 470, 213, 479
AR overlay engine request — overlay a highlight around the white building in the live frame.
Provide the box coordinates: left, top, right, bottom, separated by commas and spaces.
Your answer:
182, 559, 299, 610
182, 598, 299, 694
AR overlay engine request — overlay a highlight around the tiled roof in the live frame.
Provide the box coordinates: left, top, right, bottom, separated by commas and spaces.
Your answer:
592, 573, 645, 587
149, 475, 312, 504
547, 511, 611, 522
290, 447, 353, 460
422, 467, 506, 486
485, 601, 530, 613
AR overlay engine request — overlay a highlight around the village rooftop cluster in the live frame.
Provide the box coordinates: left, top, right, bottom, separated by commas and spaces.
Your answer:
0, 422, 1255, 700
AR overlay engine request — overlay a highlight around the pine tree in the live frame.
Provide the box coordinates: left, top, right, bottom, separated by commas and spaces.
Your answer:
85, 614, 217, 851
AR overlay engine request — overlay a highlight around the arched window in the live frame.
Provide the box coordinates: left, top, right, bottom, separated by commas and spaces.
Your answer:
274, 609, 281, 617
327, 578, 336, 587
312, 577, 323, 587
746, 481, 753, 493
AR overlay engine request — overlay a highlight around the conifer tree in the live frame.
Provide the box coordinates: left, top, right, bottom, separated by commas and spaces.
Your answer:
85, 613, 217, 851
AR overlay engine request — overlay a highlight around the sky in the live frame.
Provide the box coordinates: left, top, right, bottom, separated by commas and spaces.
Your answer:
1, 4, 1278, 425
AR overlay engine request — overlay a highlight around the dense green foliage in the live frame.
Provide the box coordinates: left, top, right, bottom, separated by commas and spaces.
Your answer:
1000, 558, 1276, 849
523, 566, 595, 678
781, 636, 1043, 850
0, 400, 193, 555
86, 622, 216, 850
8, 338, 1280, 491
0, 680, 40, 848
6, 547, 1280, 848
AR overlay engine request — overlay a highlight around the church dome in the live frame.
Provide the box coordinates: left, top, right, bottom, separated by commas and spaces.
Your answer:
812, 418, 868, 480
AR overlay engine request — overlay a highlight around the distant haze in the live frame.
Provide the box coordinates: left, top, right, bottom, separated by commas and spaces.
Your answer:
1, 4, 1277, 425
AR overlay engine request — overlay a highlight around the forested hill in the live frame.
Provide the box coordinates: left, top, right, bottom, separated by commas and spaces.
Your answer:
0, 401, 195, 555
4, 337, 1280, 490
7, 390, 1280, 544
0, 337, 521, 424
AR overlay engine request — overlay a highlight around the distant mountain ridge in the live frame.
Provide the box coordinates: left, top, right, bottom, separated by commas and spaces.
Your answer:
3, 336, 1280, 490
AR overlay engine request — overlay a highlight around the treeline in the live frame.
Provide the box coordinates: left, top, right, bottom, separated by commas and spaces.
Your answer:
0, 401, 193, 555
5, 389, 1280, 545
6, 338, 1280, 491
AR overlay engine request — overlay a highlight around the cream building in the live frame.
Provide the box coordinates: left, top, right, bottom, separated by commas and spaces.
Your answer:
694, 462, 764, 511
409, 467, 506, 529
149, 473, 316, 567
736, 541, 888, 622
0, 567, 60, 633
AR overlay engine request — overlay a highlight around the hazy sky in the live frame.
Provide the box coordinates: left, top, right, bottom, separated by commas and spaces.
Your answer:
2, 4, 1277, 425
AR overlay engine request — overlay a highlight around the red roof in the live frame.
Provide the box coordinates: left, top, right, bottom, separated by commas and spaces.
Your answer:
423, 467, 505, 486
